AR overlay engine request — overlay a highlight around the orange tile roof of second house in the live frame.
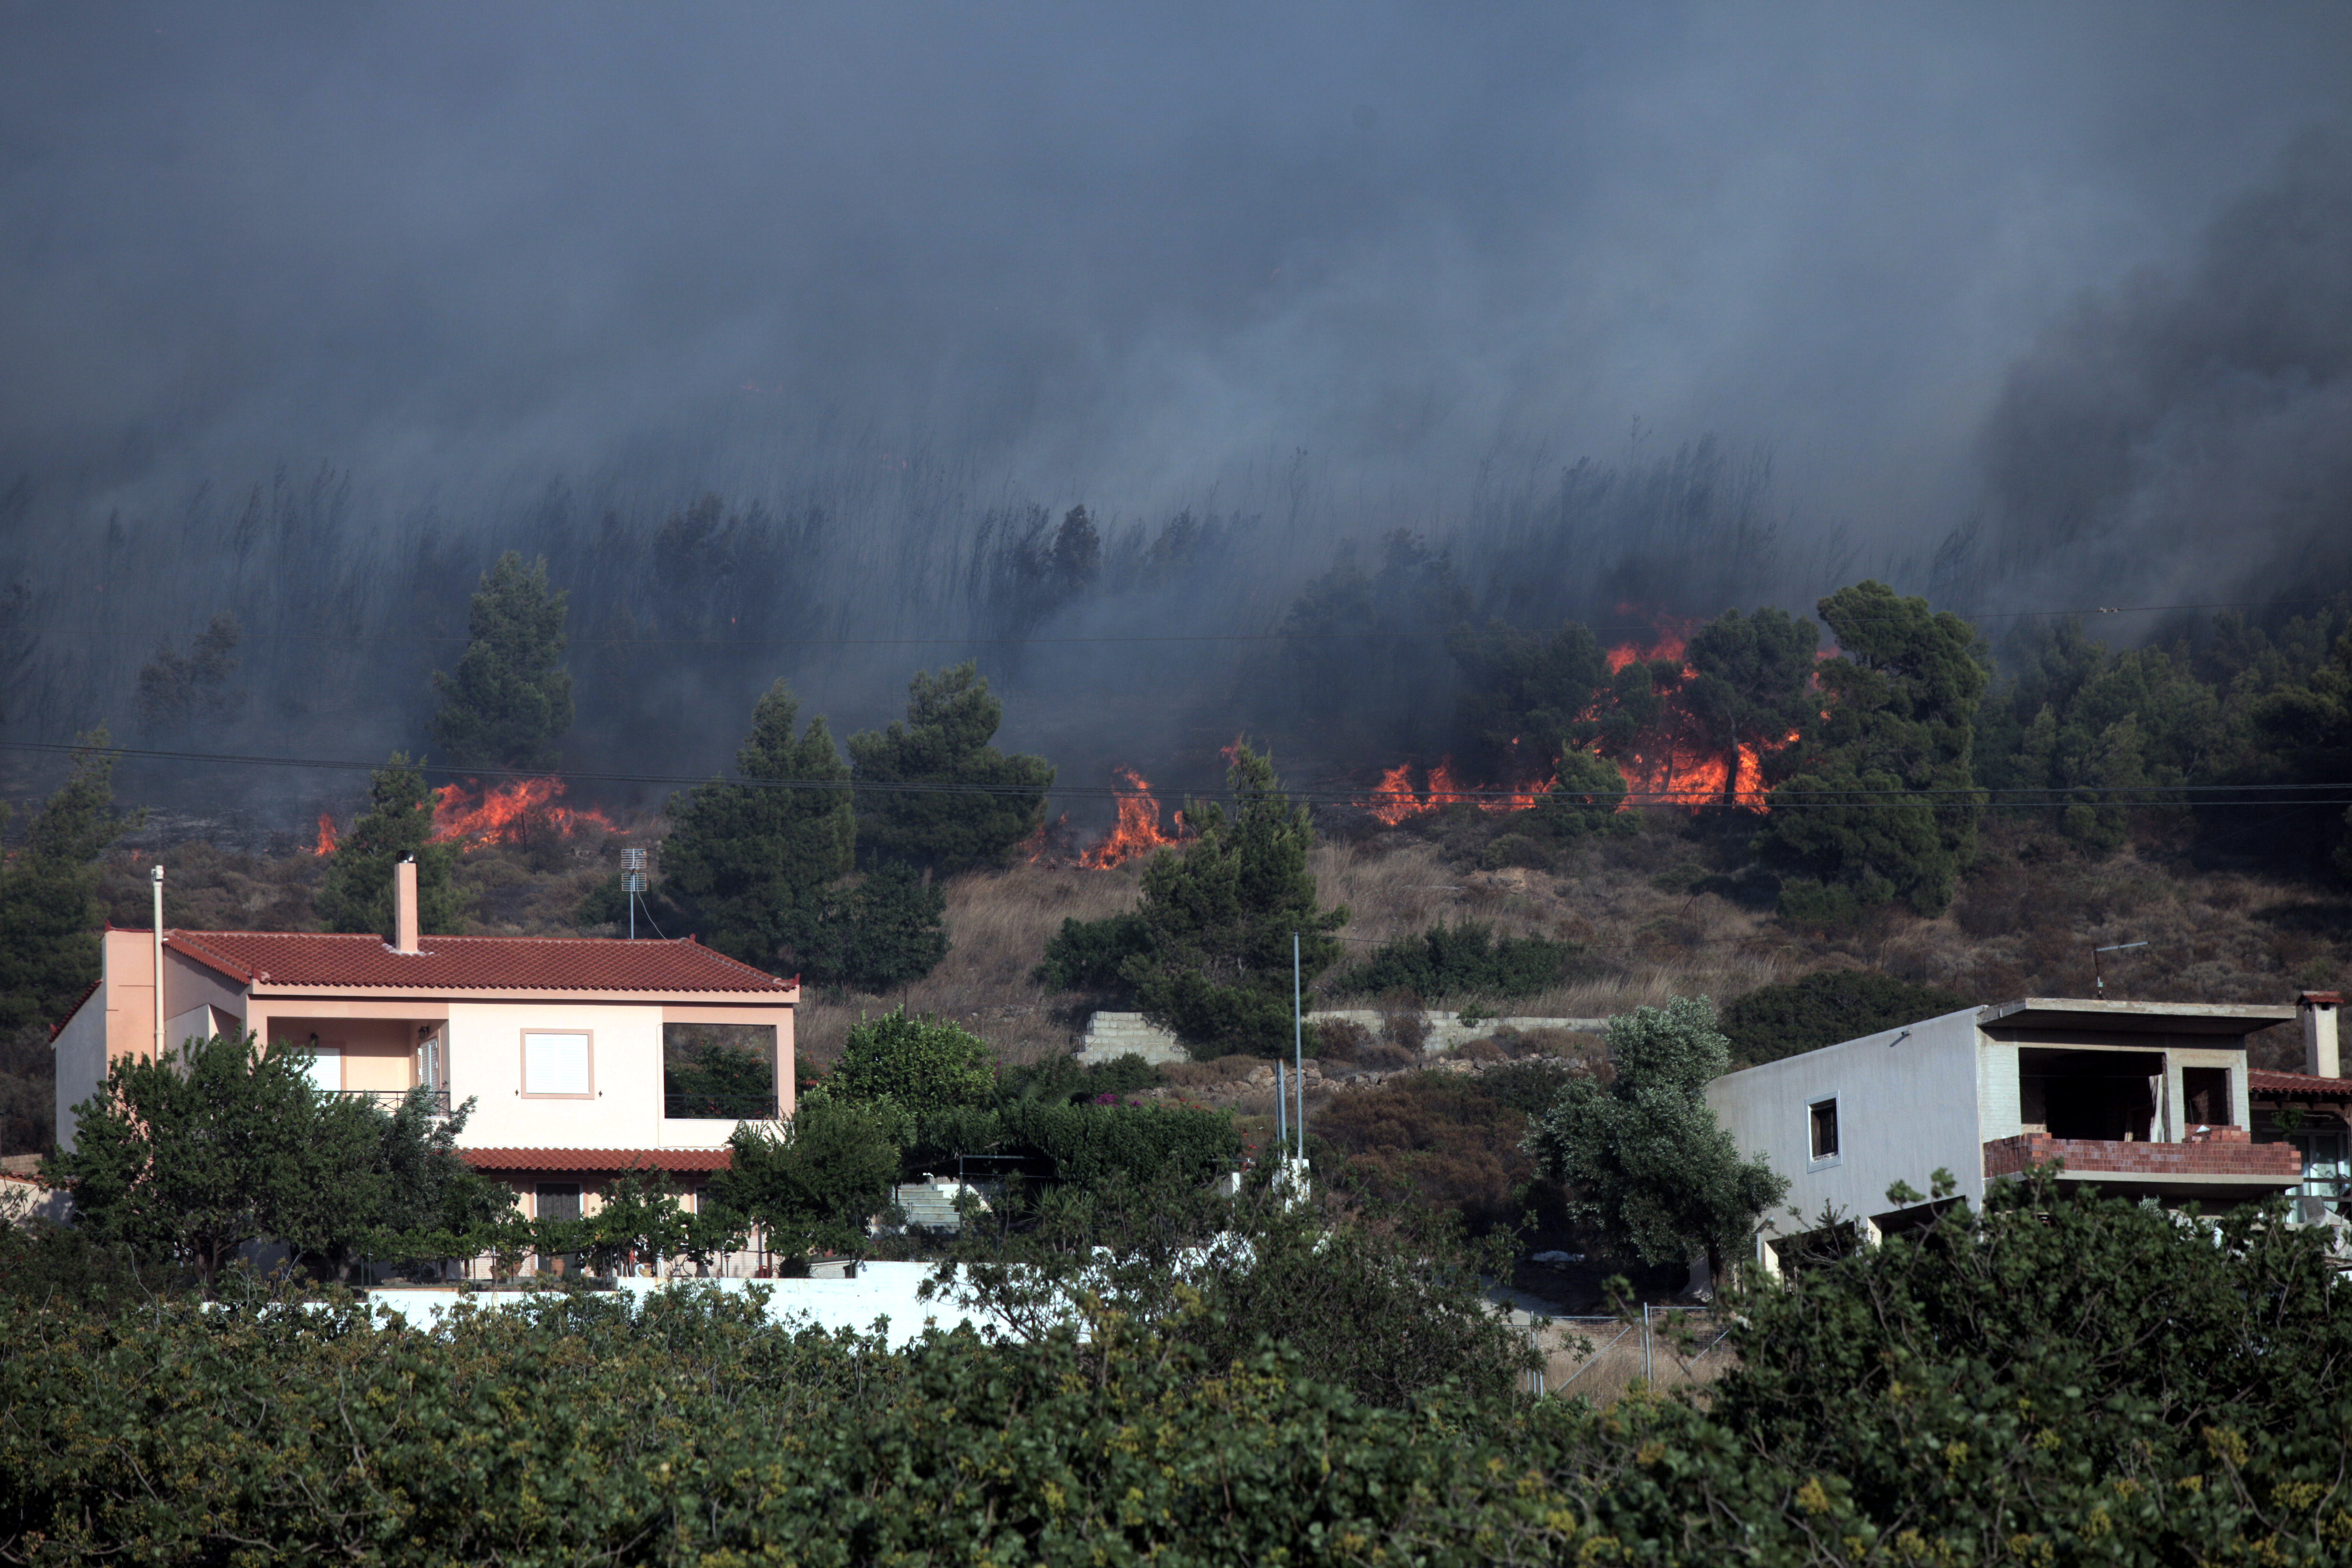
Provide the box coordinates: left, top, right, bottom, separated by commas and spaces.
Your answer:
156, 929, 793, 993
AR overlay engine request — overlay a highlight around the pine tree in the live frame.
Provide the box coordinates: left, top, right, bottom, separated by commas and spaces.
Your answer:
660, 681, 857, 966
429, 552, 573, 771
1120, 743, 1349, 1057
315, 755, 465, 937
847, 663, 1053, 874
0, 731, 135, 1030
1684, 606, 1821, 800
1762, 582, 1989, 921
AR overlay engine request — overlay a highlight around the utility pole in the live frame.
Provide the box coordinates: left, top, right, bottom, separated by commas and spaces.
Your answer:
151, 864, 165, 1061
1292, 931, 1305, 1162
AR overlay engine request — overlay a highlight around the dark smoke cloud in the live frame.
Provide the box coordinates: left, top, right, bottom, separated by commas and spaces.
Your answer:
1969, 133, 2352, 609
1, 3, 2348, 832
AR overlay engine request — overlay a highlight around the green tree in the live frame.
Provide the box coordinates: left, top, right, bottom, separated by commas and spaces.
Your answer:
1717, 970, 1971, 1066
2245, 626, 2352, 877
314, 755, 463, 937
820, 1009, 997, 1120
847, 662, 1053, 874
660, 680, 856, 964
1535, 748, 1634, 840
1524, 996, 1785, 1274
1332, 920, 1580, 1001
43, 1032, 490, 1287
1444, 617, 1610, 779
1763, 581, 1989, 919
707, 1098, 904, 1259
1053, 744, 1347, 1058
429, 551, 574, 771
0, 732, 135, 1031
781, 862, 949, 994
1683, 605, 1820, 801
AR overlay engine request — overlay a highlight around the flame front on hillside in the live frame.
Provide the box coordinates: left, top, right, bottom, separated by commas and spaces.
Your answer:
430, 777, 620, 846
1080, 768, 1190, 868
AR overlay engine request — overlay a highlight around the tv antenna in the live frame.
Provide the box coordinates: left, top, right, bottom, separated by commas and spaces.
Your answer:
2092, 940, 2148, 996
621, 847, 654, 940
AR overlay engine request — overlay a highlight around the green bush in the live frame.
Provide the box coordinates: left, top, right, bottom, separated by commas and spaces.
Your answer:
820, 1009, 997, 1118
11, 1179, 2352, 1563
1034, 910, 1149, 992
1718, 970, 1972, 1066
996, 1100, 1240, 1189
1333, 919, 1580, 1000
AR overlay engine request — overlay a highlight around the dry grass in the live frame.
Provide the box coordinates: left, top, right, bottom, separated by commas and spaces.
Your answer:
102, 809, 2352, 1079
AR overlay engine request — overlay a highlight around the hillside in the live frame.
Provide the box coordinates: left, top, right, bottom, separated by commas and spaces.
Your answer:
88, 807, 2348, 1075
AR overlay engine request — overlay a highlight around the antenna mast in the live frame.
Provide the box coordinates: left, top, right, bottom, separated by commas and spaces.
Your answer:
622, 847, 647, 940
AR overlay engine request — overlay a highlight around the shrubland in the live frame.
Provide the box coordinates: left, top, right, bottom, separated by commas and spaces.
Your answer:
7, 1174, 2352, 1563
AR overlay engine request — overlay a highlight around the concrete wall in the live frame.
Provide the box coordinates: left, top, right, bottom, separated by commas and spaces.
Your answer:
448, 1000, 665, 1149
1706, 1007, 1988, 1235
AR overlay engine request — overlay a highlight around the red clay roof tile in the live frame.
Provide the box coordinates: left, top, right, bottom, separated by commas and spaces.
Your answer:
156, 929, 790, 994
2249, 1068, 2352, 1097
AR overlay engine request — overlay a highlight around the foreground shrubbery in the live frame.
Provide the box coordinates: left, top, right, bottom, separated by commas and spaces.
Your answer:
6, 1174, 2352, 1564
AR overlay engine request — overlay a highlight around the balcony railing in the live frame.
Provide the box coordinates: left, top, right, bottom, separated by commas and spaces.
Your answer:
664, 1094, 782, 1121
332, 1087, 453, 1116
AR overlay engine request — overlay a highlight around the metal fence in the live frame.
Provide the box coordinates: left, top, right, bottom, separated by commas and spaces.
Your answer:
1523, 1306, 1736, 1403
332, 1088, 451, 1115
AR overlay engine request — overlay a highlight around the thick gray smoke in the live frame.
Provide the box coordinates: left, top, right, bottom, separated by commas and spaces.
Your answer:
1966, 133, 2352, 612
1, 4, 2348, 835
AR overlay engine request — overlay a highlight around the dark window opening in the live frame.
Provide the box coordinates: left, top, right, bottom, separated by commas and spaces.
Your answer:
536, 1184, 582, 1222
1810, 1098, 1840, 1160
2019, 1049, 2164, 1141
663, 1023, 779, 1120
2182, 1066, 2231, 1128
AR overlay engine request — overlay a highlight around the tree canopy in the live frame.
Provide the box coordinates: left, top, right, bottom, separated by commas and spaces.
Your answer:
0, 733, 134, 1032
1044, 743, 1348, 1057
429, 551, 574, 771
1524, 996, 1785, 1271
43, 1031, 501, 1286
847, 662, 1053, 874
819, 1009, 997, 1120
1763, 582, 1989, 921
314, 755, 464, 938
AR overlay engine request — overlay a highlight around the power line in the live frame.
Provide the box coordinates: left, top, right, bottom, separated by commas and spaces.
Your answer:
3, 738, 2347, 812
12, 595, 2346, 650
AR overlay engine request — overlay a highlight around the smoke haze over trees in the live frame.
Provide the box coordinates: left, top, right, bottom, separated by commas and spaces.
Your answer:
3, 6, 2352, 836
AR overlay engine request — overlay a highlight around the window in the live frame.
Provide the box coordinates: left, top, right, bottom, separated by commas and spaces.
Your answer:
2181, 1066, 2231, 1128
536, 1184, 582, 1222
522, 1031, 593, 1097
1809, 1096, 1840, 1162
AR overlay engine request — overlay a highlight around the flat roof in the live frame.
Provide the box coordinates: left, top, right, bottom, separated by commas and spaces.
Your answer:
1977, 998, 2296, 1037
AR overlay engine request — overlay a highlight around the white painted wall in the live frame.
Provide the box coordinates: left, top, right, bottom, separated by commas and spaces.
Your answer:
51, 979, 109, 1151
448, 1000, 667, 1149
1706, 1007, 1988, 1236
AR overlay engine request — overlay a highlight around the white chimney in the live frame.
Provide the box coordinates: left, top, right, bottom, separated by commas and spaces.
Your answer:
393, 857, 420, 954
2301, 991, 2342, 1079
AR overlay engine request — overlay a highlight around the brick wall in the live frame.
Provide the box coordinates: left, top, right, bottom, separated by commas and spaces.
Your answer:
1982, 1133, 2300, 1180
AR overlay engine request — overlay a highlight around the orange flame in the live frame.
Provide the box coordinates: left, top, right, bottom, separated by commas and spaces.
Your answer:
429, 777, 620, 846
1079, 769, 1190, 868
313, 813, 337, 856
1358, 757, 1537, 822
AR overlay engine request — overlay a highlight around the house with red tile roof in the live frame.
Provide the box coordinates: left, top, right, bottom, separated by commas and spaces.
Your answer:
51, 858, 796, 1227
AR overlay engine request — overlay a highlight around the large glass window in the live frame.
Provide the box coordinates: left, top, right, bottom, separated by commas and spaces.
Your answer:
663, 1023, 777, 1119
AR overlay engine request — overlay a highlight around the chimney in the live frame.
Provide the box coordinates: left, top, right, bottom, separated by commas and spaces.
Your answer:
393, 857, 420, 954
2300, 991, 2342, 1079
